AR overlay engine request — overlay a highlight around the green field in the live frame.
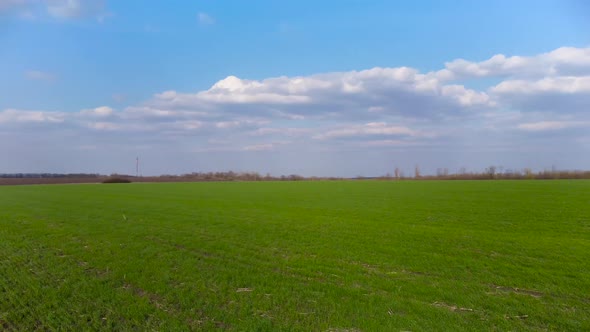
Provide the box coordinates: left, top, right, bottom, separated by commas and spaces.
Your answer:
1, 181, 589, 331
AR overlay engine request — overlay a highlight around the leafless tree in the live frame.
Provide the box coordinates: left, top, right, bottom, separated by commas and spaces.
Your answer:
485, 166, 497, 179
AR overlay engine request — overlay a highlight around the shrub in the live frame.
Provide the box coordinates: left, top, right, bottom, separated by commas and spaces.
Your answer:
102, 177, 132, 184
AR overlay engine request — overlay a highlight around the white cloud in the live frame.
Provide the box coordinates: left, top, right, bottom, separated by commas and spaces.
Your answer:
0, 109, 65, 124
25, 70, 56, 81
438, 47, 590, 80
201, 76, 311, 104
490, 76, 590, 113
313, 122, 419, 140
87, 121, 119, 131
492, 76, 590, 95
46, 0, 107, 20
122, 106, 208, 120
242, 144, 274, 151
147, 67, 493, 123
5, 47, 590, 137
173, 120, 203, 131
46, 0, 83, 18
215, 121, 241, 129
441, 84, 492, 106
197, 12, 214, 25
517, 121, 586, 132
431, 47, 590, 114
80, 106, 114, 117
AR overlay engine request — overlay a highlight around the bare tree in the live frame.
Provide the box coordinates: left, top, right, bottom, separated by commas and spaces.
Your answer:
436, 168, 449, 177
485, 166, 497, 179
394, 167, 400, 179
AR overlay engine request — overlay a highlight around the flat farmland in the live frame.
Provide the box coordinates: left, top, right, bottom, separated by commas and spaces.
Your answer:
0, 181, 589, 331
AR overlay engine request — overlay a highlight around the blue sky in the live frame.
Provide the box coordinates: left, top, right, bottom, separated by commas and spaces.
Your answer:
1, 0, 590, 176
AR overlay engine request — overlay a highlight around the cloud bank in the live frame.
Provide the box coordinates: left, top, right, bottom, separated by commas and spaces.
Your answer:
2, 46, 590, 175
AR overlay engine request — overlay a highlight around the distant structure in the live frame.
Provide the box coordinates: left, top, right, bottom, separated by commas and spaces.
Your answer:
136, 157, 139, 177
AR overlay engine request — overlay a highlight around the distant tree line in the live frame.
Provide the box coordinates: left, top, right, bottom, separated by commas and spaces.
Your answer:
381, 166, 590, 180
0, 173, 100, 179
2, 167, 590, 186
135, 172, 311, 182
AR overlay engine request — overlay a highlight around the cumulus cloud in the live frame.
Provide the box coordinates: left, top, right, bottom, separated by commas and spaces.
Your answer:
492, 76, 590, 95
430, 46, 590, 114
147, 67, 492, 123
80, 106, 115, 117
0, 109, 65, 124
197, 12, 214, 25
491, 76, 590, 113
438, 46, 590, 80
5, 47, 590, 133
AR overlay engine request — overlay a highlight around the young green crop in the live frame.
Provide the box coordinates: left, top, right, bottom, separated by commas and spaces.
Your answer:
1, 180, 589, 331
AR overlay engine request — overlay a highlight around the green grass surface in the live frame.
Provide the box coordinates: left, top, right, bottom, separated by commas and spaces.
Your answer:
1, 180, 589, 331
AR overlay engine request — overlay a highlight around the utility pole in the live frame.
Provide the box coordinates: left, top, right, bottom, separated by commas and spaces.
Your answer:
136, 157, 139, 177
